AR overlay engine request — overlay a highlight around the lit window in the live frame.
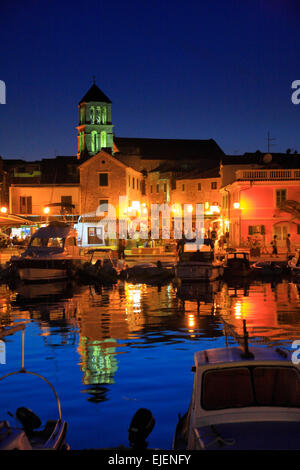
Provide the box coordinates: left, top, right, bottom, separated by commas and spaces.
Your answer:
99, 199, 108, 213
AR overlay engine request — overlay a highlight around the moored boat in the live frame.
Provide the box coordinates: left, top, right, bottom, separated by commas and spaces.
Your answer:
10, 221, 85, 282
288, 249, 300, 276
251, 260, 283, 277
125, 261, 175, 284
173, 322, 300, 450
223, 252, 251, 278
176, 239, 223, 282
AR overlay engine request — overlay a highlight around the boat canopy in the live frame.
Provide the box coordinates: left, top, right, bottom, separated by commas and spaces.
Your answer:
30, 222, 75, 241
180, 238, 214, 252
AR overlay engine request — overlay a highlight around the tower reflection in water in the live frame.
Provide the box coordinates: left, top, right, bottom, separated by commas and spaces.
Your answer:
1, 278, 300, 407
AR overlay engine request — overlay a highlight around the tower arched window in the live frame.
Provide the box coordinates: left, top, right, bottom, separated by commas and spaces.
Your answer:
102, 106, 107, 124
96, 107, 101, 124
90, 107, 95, 124
91, 131, 98, 152
80, 106, 85, 124
100, 131, 107, 149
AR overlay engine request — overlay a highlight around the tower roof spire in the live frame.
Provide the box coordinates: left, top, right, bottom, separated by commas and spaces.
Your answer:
79, 83, 112, 104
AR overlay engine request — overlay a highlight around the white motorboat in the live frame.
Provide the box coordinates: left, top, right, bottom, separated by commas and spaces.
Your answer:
173, 322, 300, 450
10, 221, 85, 282
176, 239, 224, 282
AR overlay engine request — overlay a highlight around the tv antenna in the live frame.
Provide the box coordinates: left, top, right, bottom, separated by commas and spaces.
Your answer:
267, 131, 276, 153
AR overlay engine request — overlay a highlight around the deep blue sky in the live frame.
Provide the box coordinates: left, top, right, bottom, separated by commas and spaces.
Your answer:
0, 0, 299, 160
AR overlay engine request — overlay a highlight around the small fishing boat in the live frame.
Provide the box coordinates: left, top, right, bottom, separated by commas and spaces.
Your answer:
176, 239, 223, 282
125, 261, 175, 285
0, 324, 69, 450
10, 221, 86, 282
223, 252, 251, 278
77, 249, 127, 284
288, 249, 300, 276
173, 321, 300, 450
251, 260, 283, 277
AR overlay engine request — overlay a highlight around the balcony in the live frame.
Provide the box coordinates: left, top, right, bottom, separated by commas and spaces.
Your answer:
235, 169, 300, 181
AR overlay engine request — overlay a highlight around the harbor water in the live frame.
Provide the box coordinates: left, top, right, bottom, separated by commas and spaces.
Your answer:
0, 277, 300, 449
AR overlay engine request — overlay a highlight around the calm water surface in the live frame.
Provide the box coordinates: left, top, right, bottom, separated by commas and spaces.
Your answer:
0, 277, 300, 449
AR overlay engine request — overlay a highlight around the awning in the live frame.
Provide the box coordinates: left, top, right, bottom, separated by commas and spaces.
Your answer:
0, 214, 34, 227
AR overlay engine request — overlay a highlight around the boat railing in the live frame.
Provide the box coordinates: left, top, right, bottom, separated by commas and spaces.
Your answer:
0, 323, 63, 421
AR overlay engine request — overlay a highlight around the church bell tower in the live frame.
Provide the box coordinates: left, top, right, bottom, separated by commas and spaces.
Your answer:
77, 81, 114, 159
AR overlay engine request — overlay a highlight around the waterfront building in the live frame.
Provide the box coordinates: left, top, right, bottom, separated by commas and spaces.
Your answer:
76, 149, 146, 246
170, 167, 222, 238
220, 153, 300, 250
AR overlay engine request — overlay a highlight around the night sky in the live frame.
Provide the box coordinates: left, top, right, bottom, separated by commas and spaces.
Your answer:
0, 0, 299, 160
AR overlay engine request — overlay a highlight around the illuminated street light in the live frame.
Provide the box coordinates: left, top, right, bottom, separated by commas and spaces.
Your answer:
43, 206, 50, 214
0, 206, 7, 214
233, 202, 240, 209
210, 205, 220, 214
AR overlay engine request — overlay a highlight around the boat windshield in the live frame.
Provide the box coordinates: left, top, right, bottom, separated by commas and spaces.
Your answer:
202, 366, 300, 410
31, 237, 64, 248
228, 253, 247, 259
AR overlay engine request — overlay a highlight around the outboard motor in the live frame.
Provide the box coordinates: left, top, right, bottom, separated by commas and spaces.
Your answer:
16, 407, 41, 435
128, 408, 155, 449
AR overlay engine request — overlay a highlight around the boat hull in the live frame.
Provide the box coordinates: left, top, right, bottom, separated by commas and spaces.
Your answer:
19, 267, 68, 282
12, 257, 84, 282
175, 262, 223, 282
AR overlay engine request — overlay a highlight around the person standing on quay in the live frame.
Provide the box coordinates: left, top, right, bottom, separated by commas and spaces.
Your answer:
271, 235, 278, 257
118, 237, 126, 259
286, 233, 291, 257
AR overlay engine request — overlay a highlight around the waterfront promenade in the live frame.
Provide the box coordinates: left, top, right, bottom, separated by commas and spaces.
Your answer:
0, 246, 295, 270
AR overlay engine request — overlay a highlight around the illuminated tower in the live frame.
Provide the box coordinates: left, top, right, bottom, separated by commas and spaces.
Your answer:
77, 82, 113, 159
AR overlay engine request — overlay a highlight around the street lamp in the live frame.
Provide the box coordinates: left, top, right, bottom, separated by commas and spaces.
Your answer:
43, 206, 50, 225
0, 207, 7, 214
233, 202, 240, 209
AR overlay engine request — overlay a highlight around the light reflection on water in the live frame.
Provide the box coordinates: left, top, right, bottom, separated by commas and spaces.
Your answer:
0, 278, 299, 449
